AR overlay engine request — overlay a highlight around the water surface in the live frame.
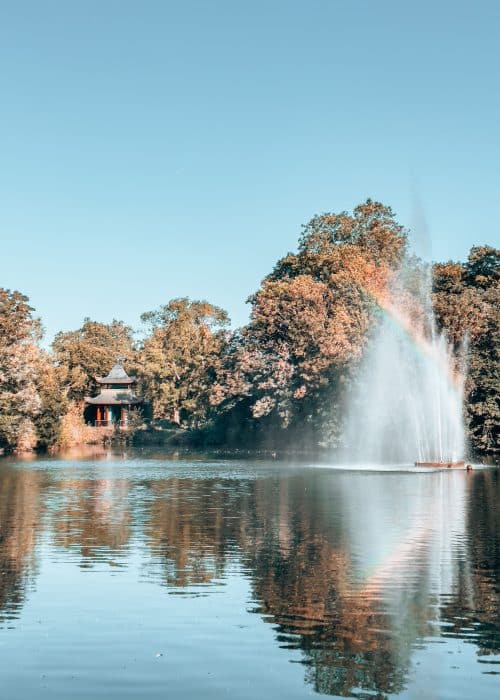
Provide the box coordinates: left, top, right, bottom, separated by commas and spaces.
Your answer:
0, 451, 499, 699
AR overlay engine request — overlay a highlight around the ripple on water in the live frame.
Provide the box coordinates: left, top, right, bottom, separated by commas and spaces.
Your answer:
0, 454, 499, 699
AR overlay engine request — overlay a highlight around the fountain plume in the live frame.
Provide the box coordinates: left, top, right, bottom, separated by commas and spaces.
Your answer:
343, 258, 465, 464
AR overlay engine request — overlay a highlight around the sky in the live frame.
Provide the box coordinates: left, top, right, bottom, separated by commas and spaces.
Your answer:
0, 0, 499, 343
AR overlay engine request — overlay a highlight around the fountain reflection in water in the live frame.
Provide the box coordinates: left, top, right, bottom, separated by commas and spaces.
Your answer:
344, 265, 465, 464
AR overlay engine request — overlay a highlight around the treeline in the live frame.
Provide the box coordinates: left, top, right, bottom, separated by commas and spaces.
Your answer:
0, 200, 498, 457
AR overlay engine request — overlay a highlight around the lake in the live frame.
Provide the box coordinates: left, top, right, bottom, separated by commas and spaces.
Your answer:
0, 450, 499, 699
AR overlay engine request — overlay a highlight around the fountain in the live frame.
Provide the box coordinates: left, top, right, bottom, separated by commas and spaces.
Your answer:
343, 261, 466, 465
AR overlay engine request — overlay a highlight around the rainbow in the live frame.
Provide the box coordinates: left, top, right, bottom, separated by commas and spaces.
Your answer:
338, 258, 464, 390
375, 291, 462, 389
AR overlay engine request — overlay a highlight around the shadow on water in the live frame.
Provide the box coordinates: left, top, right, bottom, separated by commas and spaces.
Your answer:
0, 452, 499, 698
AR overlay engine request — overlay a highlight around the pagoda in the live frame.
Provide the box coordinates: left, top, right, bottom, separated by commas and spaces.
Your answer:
84, 361, 142, 427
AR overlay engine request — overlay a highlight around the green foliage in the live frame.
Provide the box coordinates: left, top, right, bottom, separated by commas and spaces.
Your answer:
0, 205, 496, 460
137, 298, 229, 427
52, 318, 136, 401
211, 200, 408, 447
34, 353, 68, 449
433, 245, 499, 457
0, 289, 42, 451
298, 199, 407, 268
465, 245, 499, 288
462, 247, 499, 457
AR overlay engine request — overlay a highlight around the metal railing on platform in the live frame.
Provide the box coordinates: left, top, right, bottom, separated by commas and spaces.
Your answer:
94, 420, 128, 428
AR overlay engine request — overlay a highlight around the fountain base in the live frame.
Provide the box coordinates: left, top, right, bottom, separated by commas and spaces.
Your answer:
415, 460, 469, 469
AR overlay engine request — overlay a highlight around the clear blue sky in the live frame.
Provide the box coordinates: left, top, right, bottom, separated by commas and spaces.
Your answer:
1, 0, 498, 343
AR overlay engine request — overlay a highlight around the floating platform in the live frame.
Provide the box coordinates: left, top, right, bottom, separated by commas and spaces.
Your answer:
414, 460, 470, 470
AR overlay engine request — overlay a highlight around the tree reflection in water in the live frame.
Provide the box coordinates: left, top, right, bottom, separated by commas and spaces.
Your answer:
0, 469, 43, 625
0, 458, 498, 697
50, 478, 131, 562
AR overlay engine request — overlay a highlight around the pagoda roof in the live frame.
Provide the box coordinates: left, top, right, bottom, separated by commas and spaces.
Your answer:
96, 362, 136, 385
85, 389, 142, 405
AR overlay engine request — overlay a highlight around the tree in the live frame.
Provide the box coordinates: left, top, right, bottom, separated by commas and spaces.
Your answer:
297, 199, 407, 269
138, 298, 229, 427
34, 351, 68, 449
52, 319, 136, 402
211, 201, 407, 447
462, 247, 499, 457
0, 289, 42, 452
433, 246, 499, 457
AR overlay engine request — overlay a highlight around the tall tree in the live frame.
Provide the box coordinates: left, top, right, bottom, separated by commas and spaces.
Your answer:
52, 319, 136, 402
211, 200, 408, 446
462, 247, 499, 457
34, 351, 68, 449
138, 298, 229, 427
297, 199, 407, 268
0, 289, 42, 452
433, 245, 499, 457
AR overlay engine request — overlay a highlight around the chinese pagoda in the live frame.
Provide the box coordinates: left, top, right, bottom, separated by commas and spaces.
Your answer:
84, 361, 142, 427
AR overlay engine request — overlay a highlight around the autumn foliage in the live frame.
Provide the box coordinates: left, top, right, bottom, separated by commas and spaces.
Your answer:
0, 200, 497, 457
433, 246, 499, 456
210, 201, 407, 445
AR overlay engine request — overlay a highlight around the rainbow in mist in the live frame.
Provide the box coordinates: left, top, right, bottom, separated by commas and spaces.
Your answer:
342, 266, 465, 464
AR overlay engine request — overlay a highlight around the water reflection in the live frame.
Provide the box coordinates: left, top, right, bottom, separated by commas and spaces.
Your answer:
0, 469, 42, 624
0, 455, 498, 698
50, 479, 131, 562
246, 474, 474, 696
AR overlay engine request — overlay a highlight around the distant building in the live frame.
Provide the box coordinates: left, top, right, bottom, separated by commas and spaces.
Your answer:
84, 361, 142, 427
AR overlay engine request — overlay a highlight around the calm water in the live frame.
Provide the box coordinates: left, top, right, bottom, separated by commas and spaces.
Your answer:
0, 451, 499, 699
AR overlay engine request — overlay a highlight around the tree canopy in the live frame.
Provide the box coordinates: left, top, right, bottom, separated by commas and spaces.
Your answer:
433, 245, 499, 456
138, 298, 229, 426
0, 202, 496, 459
211, 200, 408, 445
0, 289, 42, 451
52, 318, 136, 402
